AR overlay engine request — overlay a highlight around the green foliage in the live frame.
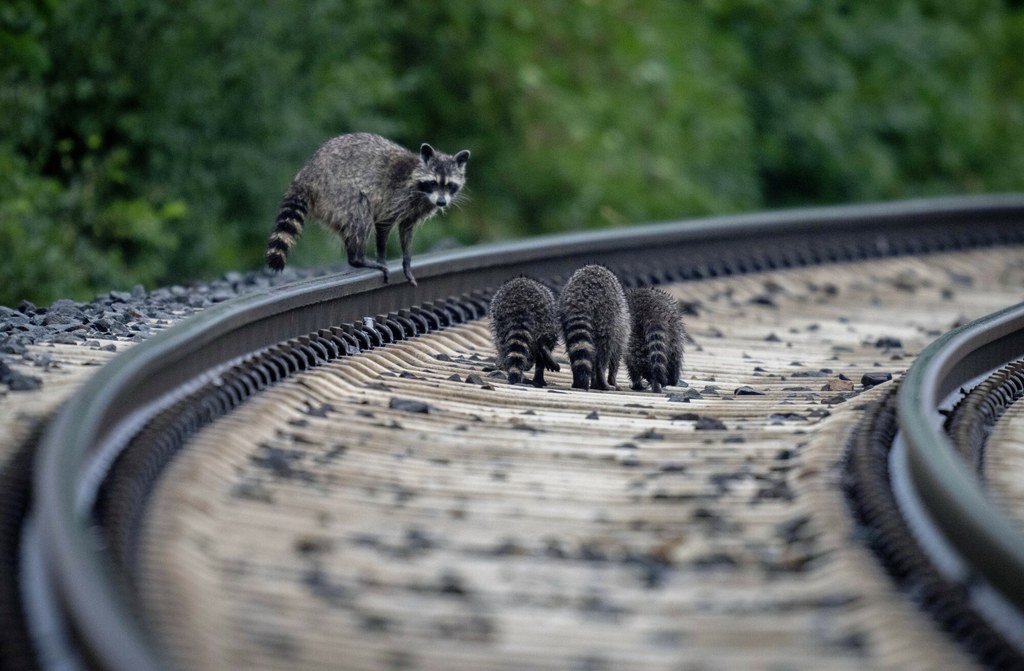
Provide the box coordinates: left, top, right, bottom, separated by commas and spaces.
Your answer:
1, 0, 1022, 305
709, 0, 1024, 204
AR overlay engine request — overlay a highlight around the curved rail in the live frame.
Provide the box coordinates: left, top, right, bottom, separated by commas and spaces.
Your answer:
898, 301, 1024, 616
31, 194, 1024, 670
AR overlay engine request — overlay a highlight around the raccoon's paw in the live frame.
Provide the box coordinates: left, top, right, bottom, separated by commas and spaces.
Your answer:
402, 260, 417, 286
540, 349, 560, 373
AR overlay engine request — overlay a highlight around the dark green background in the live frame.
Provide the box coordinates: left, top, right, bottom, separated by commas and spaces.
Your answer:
3, 1, 1022, 306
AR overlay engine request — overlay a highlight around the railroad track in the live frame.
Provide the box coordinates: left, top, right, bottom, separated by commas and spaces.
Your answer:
4, 196, 1024, 670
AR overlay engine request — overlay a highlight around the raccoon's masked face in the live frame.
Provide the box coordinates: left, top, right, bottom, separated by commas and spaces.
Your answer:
416, 144, 470, 209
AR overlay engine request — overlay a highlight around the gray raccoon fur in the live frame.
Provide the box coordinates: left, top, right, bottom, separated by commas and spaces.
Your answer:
625, 287, 684, 393
559, 265, 629, 391
266, 132, 470, 285
489, 276, 561, 387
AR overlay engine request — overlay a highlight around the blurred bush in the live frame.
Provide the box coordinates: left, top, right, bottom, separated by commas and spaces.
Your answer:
1, 0, 1022, 305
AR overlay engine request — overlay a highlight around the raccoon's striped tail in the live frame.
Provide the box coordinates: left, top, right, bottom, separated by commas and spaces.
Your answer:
563, 315, 594, 390
266, 188, 309, 271
644, 325, 669, 393
501, 327, 532, 385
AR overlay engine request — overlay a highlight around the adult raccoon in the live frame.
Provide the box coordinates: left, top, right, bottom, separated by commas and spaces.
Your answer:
266, 133, 469, 286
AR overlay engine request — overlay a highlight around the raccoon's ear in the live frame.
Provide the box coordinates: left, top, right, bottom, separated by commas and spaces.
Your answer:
420, 143, 435, 165
454, 149, 470, 170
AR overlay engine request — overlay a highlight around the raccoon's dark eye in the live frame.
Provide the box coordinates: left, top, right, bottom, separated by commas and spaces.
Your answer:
417, 180, 438, 193
446, 182, 459, 195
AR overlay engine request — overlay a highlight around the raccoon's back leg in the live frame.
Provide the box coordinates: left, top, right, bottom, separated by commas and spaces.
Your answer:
606, 349, 621, 391
590, 338, 623, 392
338, 192, 389, 282
530, 344, 548, 387
374, 221, 393, 268
591, 359, 616, 391
539, 345, 560, 373
590, 352, 610, 391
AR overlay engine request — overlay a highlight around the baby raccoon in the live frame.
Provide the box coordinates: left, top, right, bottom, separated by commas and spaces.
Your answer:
489, 276, 561, 387
266, 132, 470, 286
625, 287, 684, 393
559, 265, 629, 391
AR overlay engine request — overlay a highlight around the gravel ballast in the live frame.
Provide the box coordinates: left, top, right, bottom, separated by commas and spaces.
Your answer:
0, 266, 337, 393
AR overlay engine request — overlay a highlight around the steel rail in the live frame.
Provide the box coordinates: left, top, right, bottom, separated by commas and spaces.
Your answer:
32, 194, 1024, 670
898, 300, 1024, 616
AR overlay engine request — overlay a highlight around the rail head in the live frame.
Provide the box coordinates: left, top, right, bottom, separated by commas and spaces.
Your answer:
33, 193, 1024, 670
898, 301, 1024, 612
